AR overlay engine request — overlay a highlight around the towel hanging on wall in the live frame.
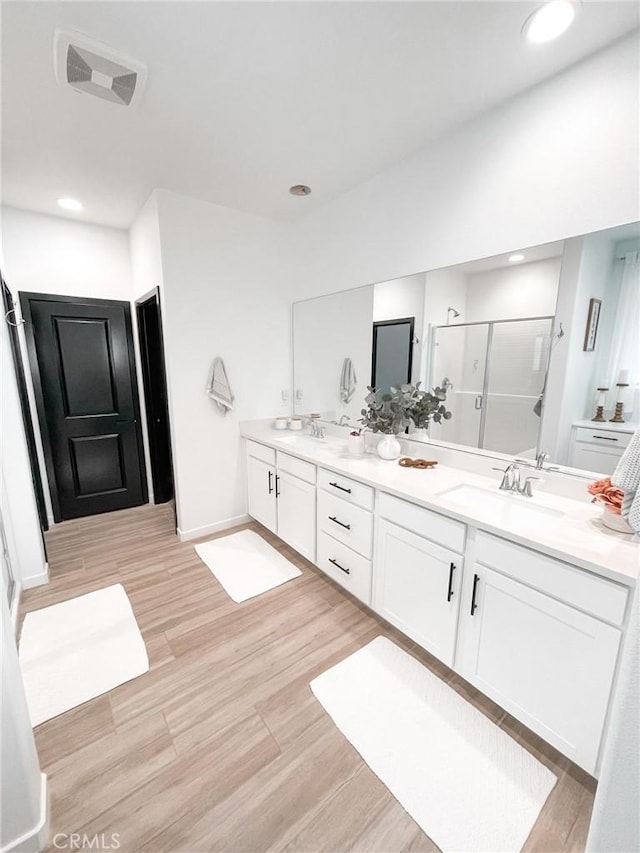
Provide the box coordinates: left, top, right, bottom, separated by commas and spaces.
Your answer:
206, 357, 234, 414
340, 357, 357, 404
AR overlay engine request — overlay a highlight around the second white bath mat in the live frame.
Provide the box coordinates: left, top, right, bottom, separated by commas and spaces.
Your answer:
19, 584, 149, 727
311, 636, 557, 853
195, 529, 302, 603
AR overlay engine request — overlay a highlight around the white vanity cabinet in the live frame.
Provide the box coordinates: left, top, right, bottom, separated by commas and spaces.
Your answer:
373, 494, 465, 667
568, 424, 633, 475
457, 532, 627, 774
246, 441, 316, 561
316, 468, 374, 605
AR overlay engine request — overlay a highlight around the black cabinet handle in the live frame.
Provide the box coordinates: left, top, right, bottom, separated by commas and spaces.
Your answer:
593, 435, 618, 442
329, 557, 350, 575
329, 515, 351, 530
268, 471, 273, 495
447, 562, 456, 602
329, 481, 352, 494
275, 474, 280, 498
470, 573, 480, 616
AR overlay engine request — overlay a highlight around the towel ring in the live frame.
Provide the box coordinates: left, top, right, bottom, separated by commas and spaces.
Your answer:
5, 308, 24, 327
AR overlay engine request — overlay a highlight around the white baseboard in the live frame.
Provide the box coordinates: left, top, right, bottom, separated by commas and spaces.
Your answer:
21, 563, 49, 591
178, 514, 251, 542
1, 773, 49, 853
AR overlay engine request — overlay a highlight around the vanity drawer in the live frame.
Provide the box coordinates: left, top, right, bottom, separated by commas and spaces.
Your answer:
246, 440, 275, 466
475, 532, 629, 626
378, 492, 466, 554
317, 531, 372, 605
276, 451, 316, 485
318, 467, 374, 511
318, 490, 373, 558
575, 428, 632, 449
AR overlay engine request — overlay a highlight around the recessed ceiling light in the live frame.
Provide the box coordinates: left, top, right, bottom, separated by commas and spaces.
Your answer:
57, 197, 83, 212
523, 1, 577, 44
509, 254, 525, 263
289, 184, 311, 196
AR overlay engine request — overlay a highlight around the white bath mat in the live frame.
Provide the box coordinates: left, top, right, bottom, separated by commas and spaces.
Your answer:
19, 584, 149, 727
311, 636, 557, 853
195, 529, 302, 603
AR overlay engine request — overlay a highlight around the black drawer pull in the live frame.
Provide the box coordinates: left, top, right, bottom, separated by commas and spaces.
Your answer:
329, 515, 351, 530
268, 471, 273, 495
447, 562, 456, 602
329, 481, 352, 494
329, 557, 350, 575
592, 435, 618, 442
275, 474, 281, 498
470, 573, 480, 616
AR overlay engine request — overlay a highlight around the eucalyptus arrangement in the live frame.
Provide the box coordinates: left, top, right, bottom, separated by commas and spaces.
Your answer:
359, 383, 452, 460
396, 382, 452, 429
359, 387, 410, 435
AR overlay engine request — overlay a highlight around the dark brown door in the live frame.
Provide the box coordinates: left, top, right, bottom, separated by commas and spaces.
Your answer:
21, 293, 147, 521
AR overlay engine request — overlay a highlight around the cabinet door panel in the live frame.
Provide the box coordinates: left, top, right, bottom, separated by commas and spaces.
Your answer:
374, 520, 461, 667
463, 566, 621, 774
277, 470, 316, 562
247, 455, 276, 533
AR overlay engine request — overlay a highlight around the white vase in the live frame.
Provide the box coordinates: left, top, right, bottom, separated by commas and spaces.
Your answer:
602, 506, 635, 534
377, 435, 402, 460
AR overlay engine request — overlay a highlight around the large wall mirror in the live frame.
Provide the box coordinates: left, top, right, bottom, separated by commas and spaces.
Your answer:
292, 221, 640, 478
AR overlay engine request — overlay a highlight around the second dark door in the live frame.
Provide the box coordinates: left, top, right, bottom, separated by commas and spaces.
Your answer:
136, 291, 174, 504
21, 293, 147, 521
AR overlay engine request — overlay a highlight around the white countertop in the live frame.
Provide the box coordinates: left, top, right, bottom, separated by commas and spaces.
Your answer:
573, 419, 639, 434
241, 423, 639, 587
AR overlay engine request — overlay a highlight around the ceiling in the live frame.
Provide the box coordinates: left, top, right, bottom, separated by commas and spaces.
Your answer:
1, 1, 638, 229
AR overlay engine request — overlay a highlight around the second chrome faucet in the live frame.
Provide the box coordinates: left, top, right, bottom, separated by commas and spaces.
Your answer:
493, 463, 539, 498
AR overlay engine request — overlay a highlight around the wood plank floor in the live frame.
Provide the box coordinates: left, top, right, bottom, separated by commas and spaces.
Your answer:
19, 503, 597, 853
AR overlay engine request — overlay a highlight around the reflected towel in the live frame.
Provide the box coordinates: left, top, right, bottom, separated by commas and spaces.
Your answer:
612, 426, 640, 532
340, 357, 357, 404
206, 357, 234, 414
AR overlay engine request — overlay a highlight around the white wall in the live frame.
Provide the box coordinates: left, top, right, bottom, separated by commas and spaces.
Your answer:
294, 285, 373, 422
1, 206, 132, 299
0, 583, 46, 853
0, 316, 47, 589
154, 189, 294, 539
464, 258, 561, 323
291, 34, 639, 298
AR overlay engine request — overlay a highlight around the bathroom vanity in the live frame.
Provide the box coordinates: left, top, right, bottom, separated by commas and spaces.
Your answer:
242, 424, 638, 778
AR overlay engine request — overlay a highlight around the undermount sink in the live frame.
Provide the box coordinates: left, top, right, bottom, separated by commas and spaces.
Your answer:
272, 433, 342, 452
437, 484, 564, 525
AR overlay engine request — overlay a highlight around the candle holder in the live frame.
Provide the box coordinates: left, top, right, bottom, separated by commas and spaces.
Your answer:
609, 384, 629, 423
591, 386, 608, 422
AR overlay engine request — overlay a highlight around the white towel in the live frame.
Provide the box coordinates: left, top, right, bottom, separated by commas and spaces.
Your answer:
612, 426, 640, 533
206, 357, 234, 414
340, 357, 357, 404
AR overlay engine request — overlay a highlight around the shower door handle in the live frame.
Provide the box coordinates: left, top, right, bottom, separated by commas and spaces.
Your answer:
474, 395, 483, 410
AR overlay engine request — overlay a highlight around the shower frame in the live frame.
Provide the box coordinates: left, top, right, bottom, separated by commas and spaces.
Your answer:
428, 314, 555, 452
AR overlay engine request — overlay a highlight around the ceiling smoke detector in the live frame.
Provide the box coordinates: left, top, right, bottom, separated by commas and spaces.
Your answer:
54, 30, 147, 108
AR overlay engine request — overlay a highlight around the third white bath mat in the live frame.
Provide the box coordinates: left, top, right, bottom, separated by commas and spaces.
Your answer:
311, 636, 557, 853
19, 584, 149, 727
195, 529, 302, 603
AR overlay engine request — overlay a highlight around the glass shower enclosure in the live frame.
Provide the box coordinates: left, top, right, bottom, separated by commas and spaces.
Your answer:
429, 317, 554, 457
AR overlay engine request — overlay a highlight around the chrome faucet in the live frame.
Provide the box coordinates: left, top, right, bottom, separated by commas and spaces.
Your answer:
493, 463, 539, 497
515, 450, 560, 472
337, 414, 351, 427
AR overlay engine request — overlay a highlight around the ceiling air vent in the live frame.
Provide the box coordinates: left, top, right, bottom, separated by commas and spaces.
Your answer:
54, 30, 147, 108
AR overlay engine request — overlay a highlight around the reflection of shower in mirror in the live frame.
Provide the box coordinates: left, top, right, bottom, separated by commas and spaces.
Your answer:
446, 306, 461, 324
